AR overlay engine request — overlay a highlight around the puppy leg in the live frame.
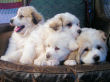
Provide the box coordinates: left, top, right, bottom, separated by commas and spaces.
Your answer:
64, 60, 77, 66
1, 49, 22, 63
20, 42, 35, 65
4, 38, 17, 56
34, 53, 47, 66
34, 54, 60, 66
46, 60, 60, 66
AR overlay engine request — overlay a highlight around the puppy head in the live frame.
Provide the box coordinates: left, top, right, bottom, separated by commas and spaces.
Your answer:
76, 28, 108, 64
56, 12, 81, 38
78, 41, 107, 64
10, 6, 43, 34
46, 12, 81, 37
45, 34, 70, 61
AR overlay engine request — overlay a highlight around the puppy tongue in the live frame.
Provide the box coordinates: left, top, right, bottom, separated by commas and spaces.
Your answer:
15, 26, 21, 32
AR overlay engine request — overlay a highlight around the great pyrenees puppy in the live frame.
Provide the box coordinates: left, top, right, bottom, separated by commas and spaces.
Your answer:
41, 32, 79, 66
1, 6, 44, 63
64, 28, 108, 65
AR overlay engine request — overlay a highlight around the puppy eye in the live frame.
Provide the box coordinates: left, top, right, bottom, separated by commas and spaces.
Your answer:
84, 48, 89, 52
55, 46, 60, 51
20, 15, 24, 18
97, 45, 102, 50
66, 22, 72, 27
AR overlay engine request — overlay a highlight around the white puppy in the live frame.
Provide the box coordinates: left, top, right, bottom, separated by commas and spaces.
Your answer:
64, 28, 108, 65
19, 12, 81, 65
43, 32, 78, 66
1, 6, 43, 63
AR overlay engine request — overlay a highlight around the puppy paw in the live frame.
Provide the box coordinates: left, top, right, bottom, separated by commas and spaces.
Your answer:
64, 60, 77, 66
1, 56, 7, 60
1, 56, 18, 63
34, 59, 47, 66
46, 60, 59, 66
20, 58, 33, 65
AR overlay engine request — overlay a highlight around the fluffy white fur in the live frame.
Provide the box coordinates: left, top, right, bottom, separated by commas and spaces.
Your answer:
19, 12, 81, 65
0, 6, 43, 63
43, 32, 78, 66
64, 28, 108, 65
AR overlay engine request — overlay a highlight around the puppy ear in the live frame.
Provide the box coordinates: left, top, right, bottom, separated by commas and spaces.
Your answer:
99, 30, 107, 42
31, 12, 42, 25
49, 17, 63, 31
76, 45, 87, 64
76, 47, 83, 64
50, 23, 60, 31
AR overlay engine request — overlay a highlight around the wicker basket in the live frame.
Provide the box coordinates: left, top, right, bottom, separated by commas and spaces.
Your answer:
0, 31, 110, 82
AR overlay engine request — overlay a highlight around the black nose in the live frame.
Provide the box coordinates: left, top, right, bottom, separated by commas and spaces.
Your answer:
46, 53, 51, 59
93, 55, 100, 62
77, 29, 82, 34
10, 19, 13, 23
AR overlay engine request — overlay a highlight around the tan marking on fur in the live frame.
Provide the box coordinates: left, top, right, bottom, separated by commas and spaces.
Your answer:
66, 49, 78, 60
18, 6, 42, 23
49, 19, 62, 31
31, 12, 42, 22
